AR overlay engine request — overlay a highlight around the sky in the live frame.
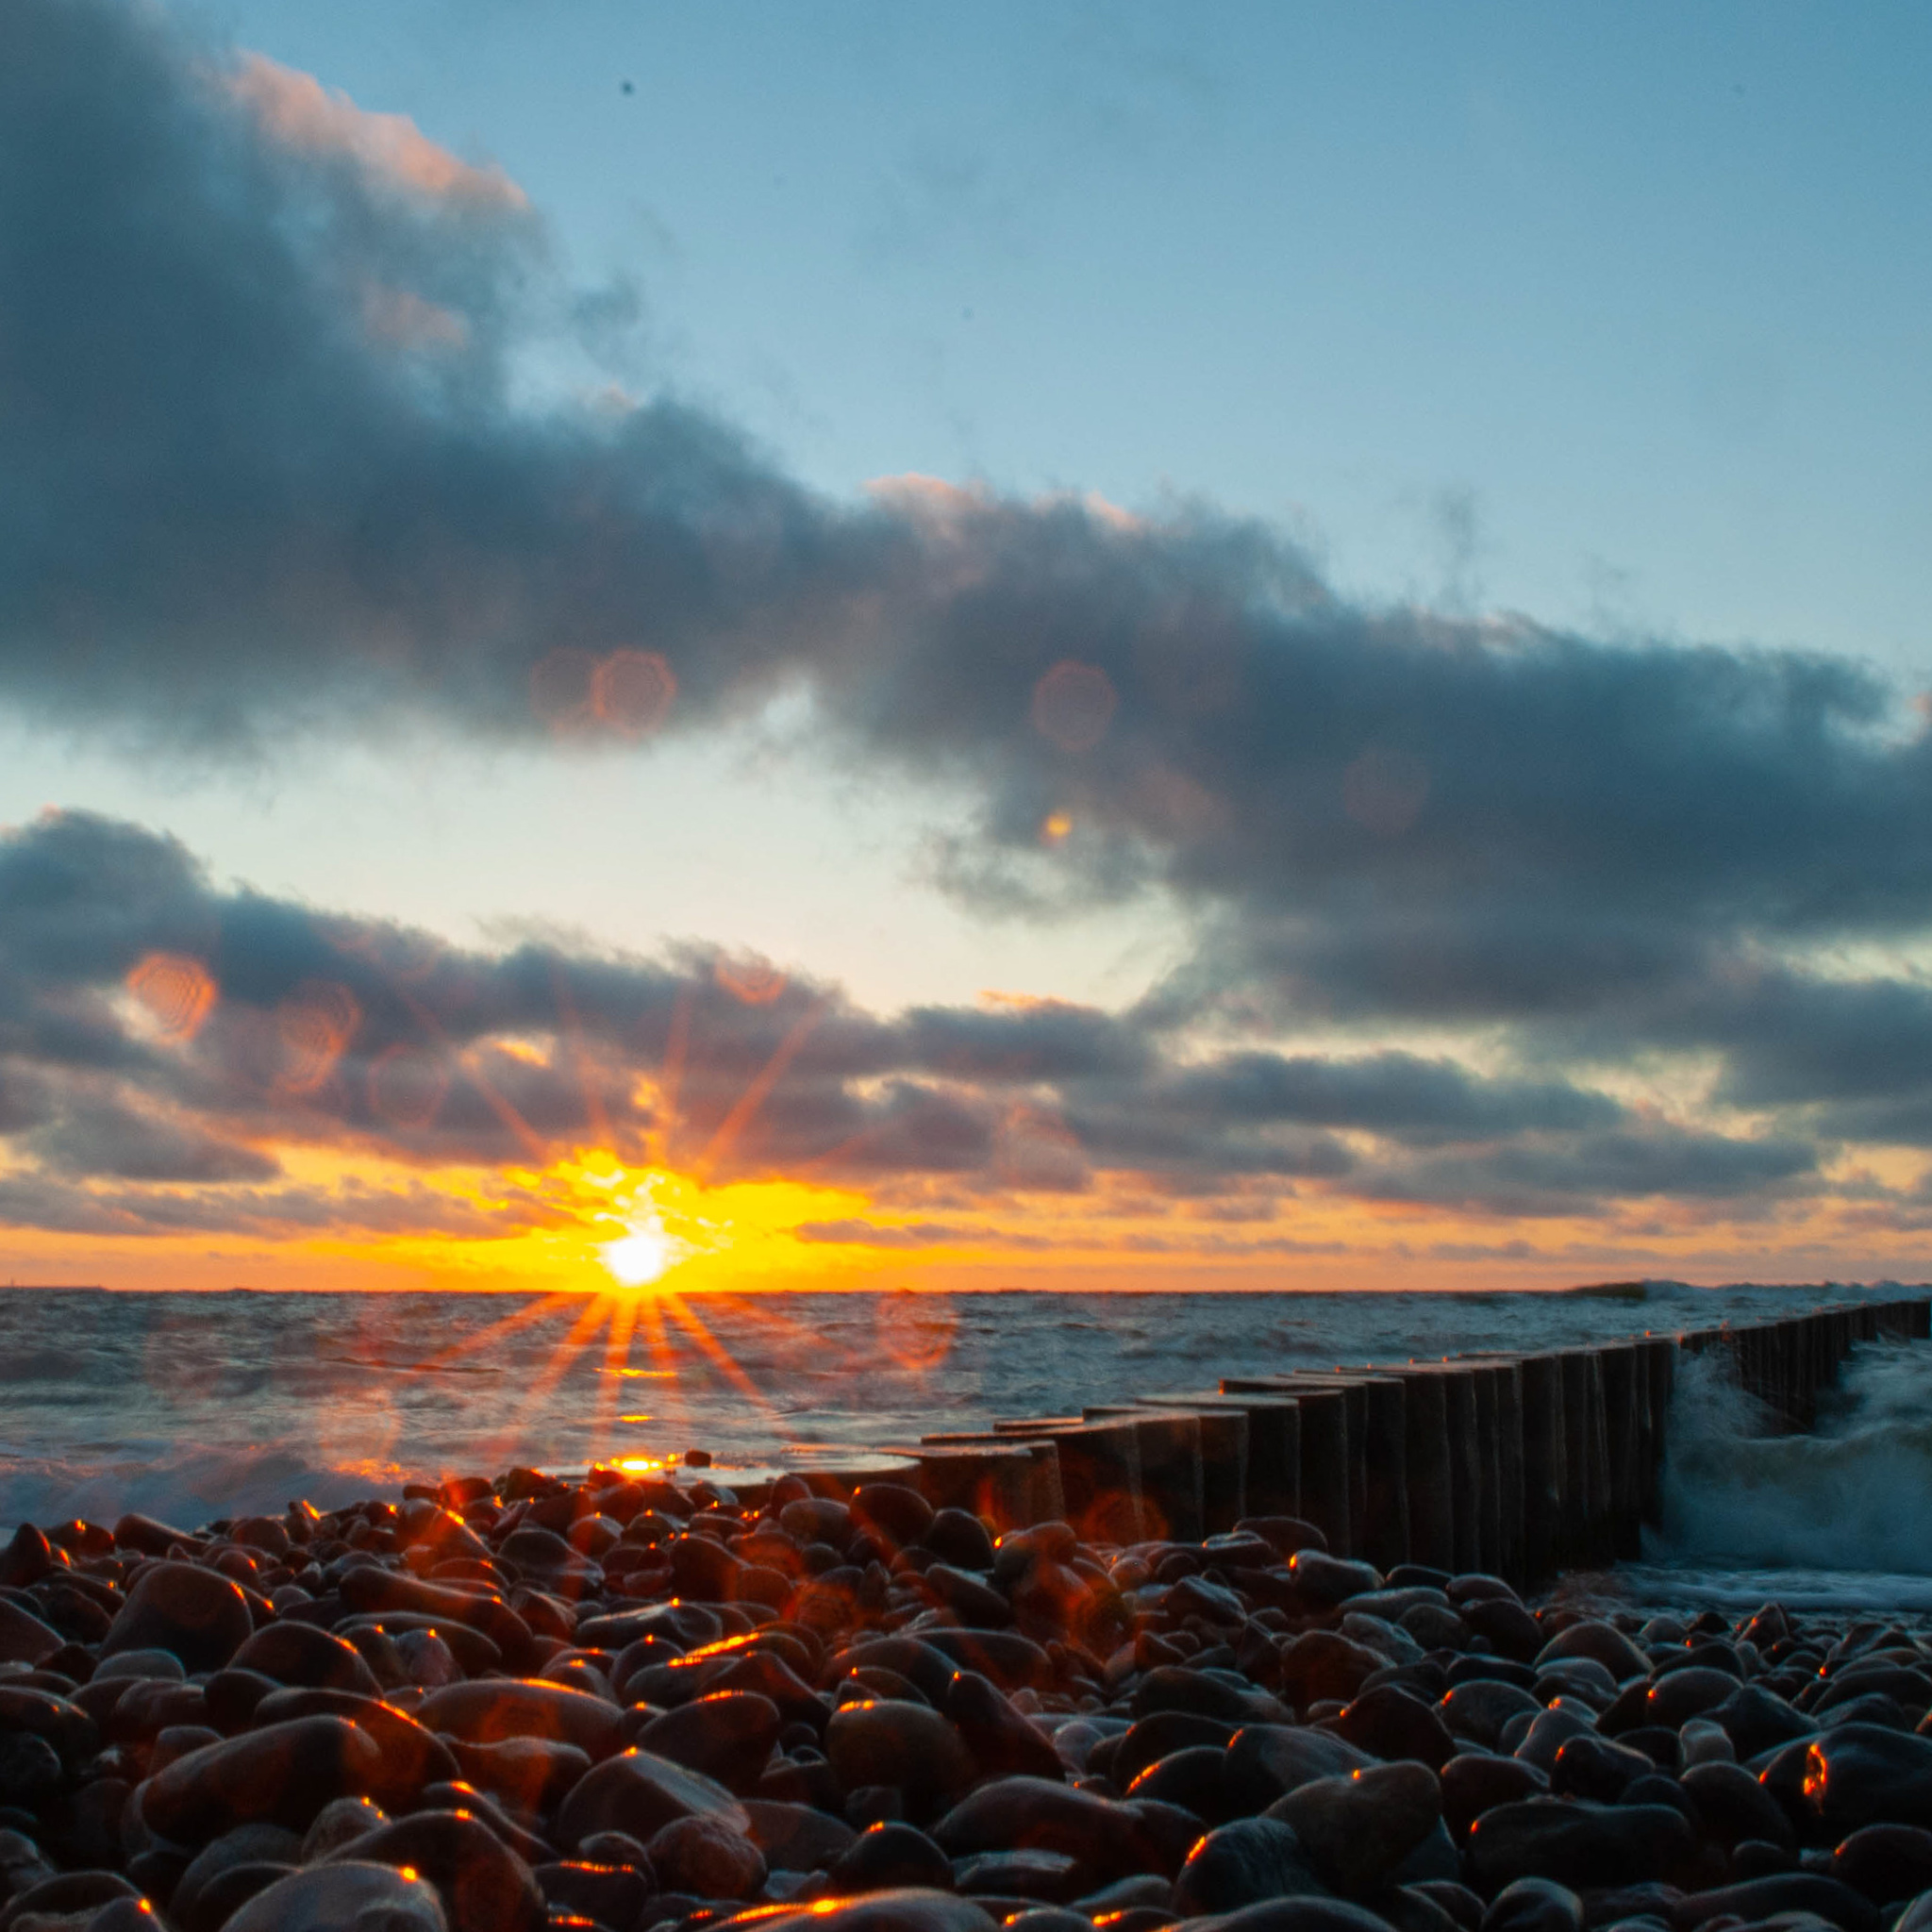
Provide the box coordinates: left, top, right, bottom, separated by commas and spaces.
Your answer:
3, 0, 1932, 1293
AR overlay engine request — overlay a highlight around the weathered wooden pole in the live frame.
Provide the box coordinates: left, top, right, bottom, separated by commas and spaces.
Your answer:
1224, 1375, 1350, 1554
1596, 1341, 1641, 1558
1357, 1374, 1410, 1574
1083, 1407, 1205, 1542
1132, 1392, 1265, 1532
917, 1432, 1065, 1527
1466, 1362, 1503, 1576
1398, 1367, 1456, 1574
1518, 1352, 1565, 1584
991, 1416, 1144, 1542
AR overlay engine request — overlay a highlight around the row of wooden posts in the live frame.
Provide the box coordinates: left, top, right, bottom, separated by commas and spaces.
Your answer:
904, 1296, 1930, 1590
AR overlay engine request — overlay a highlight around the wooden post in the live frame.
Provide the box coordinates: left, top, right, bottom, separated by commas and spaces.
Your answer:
1224, 1376, 1350, 1555
991, 1416, 1144, 1542
1519, 1352, 1565, 1584
1399, 1367, 1456, 1574
1084, 1407, 1205, 1542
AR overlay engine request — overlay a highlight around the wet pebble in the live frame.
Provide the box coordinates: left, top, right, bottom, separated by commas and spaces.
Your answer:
1268, 1761, 1442, 1897
1173, 1816, 1324, 1916
222, 1858, 449, 1932
99, 1563, 251, 1675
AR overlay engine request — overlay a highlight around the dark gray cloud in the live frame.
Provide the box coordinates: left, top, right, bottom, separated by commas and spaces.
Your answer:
795, 1220, 1053, 1252
6, 1, 1929, 968
0, 811, 1824, 1233
1143, 1051, 1621, 1140
28, 1091, 279, 1183
5, 0, 1932, 1230
1352, 1127, 1822, 1220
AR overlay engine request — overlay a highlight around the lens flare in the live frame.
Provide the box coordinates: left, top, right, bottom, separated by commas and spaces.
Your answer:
1031, 659, 1117, 753
276, 980, 361, 1094
714, 955, 787, 1005
592, 648, 676, 737
600, 1203, 693, 1288
125, 952, 217, 1041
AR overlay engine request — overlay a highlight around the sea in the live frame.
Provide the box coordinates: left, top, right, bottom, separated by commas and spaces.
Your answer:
5, 1280, 1932, 1614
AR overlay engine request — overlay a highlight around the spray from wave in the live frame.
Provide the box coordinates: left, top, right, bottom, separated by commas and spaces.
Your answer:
1646, 1336, 1932, 1585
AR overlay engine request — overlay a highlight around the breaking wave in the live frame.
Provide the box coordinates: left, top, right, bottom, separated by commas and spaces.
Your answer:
1649, 1336, 1932, 1578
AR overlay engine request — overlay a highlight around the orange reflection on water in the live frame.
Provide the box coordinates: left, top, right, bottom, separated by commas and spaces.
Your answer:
126, 952, 217, 1041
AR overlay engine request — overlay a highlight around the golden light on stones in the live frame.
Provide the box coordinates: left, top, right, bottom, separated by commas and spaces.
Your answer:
125, 951, 218, 1041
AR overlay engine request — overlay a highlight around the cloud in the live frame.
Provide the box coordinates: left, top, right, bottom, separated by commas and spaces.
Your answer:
27, 1091, 279, 1183
8, 2, 1929, 1024
5, 2, 1932, 1257
225, 52, 527, 211
794, 1219, 1052, 1251
0, 812, 1833, 1239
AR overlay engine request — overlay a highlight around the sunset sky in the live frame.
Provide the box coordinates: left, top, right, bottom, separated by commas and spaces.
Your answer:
5, 0, 1932, 1293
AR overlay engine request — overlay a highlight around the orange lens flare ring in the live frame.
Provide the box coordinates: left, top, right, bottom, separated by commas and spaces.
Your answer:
531, 645, 676, 739
125, 951, 218, 1041
1031, 659, 1117, 753
275, 978, 362, 1094
714, 955, 787, 1005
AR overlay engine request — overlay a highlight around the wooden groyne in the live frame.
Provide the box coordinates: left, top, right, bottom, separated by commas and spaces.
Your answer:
904, 1293, 1931, 1590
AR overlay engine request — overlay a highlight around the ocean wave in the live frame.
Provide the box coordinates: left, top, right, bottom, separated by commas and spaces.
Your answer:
0, 1444, 402, 1531
1650, 1337, 1932, 1576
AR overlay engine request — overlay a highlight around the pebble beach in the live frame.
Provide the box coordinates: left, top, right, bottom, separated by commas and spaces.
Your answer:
5, 1458, 1932, 1932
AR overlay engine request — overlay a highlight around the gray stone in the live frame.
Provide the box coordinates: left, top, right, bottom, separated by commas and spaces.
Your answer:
100, 1561, 252, 1674
754, 1890, 1000, 1932
1266, 1762, 1441, 1898
413, 1680, 625, 1760
0, 1733, 62, 1808
828, 1701, 976, 1807
222, 1860, 448, 1932
1174, 1818, 1325, 1917
1479, 1878, 1584, 1932
324, 1809, 545, 1932
553, 1746, 748, 1853
647, 1812, 768, 1900
139, 1715, 384, 1843
1464, 1799, 1695, 1894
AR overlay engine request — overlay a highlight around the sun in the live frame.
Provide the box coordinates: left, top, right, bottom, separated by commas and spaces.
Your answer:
572, 1161, 709, 1289
533, 1154, 871, 1294
591, 1175, 697, 1287
599, 1222, 686, 1288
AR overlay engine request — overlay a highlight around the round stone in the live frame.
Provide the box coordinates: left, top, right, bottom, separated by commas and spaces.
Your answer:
826, 1701, 976, 1806
647, 1812, 768, 1899
222, 1860, 448, 1932
101, 1561, 252, 1674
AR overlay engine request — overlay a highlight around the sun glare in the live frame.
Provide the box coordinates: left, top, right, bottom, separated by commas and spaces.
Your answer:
597, 1200, 692, 1288
536, 1155, 872, 1294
